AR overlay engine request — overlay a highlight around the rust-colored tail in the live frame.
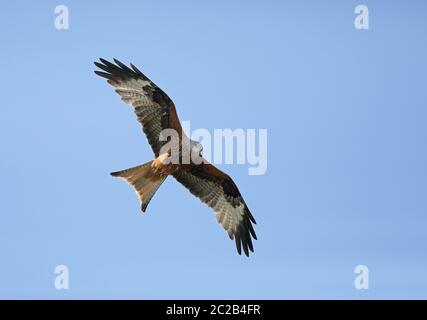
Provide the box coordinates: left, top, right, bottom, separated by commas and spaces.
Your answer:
111, 161, 167, 212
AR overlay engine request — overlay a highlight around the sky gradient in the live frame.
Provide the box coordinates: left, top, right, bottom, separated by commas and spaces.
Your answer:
1, 0, 426, 299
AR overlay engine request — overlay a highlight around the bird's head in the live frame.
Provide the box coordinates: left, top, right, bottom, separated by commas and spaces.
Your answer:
190, 140, 204, 161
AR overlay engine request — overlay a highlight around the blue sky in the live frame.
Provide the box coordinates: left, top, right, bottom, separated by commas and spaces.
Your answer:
1, 0, 427, 299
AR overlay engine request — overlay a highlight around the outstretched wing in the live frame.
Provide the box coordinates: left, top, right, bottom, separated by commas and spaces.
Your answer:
173, 162, 257, 257
94, 58, 183, 157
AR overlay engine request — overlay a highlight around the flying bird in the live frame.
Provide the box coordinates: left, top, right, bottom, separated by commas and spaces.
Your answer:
94, 58, 257, 256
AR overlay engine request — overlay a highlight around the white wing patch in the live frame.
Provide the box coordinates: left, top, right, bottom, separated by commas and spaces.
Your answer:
214, 195, 245, 239
111, 78, 153, 107
188, 175, 245, 239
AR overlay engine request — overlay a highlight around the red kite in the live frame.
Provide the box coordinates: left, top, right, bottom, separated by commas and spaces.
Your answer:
94, 59, 257, 256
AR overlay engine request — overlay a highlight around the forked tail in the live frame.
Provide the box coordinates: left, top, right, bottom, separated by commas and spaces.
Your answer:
111, 161, 167, 212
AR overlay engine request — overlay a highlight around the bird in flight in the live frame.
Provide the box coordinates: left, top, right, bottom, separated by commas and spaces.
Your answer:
94, 59, 257, 256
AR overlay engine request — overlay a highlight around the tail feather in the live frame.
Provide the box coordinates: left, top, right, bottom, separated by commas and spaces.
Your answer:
111, 161, 167, 212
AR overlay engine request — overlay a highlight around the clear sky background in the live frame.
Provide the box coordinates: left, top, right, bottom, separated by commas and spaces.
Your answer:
1, 1, 426, 299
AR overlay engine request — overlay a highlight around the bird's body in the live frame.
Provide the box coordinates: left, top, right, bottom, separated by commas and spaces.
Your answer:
94, 59, 257, 256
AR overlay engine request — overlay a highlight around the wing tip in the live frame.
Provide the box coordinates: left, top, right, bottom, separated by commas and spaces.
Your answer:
141, 202, 148, 213
94, 58, 146, 82
234, 216, 257, 257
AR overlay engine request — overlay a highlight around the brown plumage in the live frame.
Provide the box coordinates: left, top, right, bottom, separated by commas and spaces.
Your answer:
94, 58, 257, 256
